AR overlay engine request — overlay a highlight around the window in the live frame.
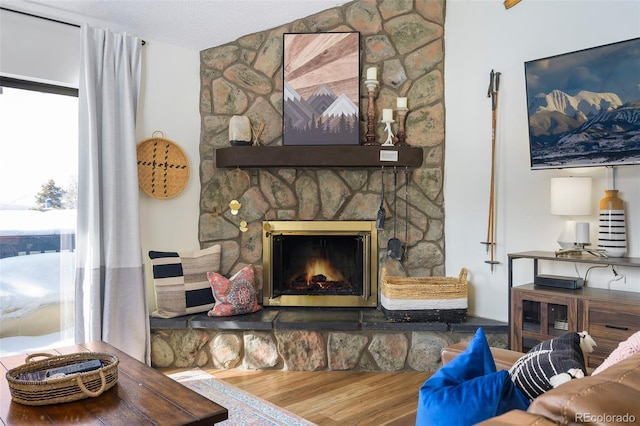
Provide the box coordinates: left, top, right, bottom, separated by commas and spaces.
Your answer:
0, 80, 78, 355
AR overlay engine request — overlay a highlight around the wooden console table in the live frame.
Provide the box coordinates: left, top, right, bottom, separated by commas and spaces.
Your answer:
508, 251, 640, 368
0, 341, 228, 425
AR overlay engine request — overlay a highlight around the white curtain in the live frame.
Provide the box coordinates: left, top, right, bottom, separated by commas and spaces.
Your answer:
75, 24, 149, 363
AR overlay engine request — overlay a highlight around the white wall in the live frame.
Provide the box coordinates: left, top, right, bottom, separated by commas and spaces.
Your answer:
0, 9, 79, 86
445, 0, 640, 321
135, 42, 202, 312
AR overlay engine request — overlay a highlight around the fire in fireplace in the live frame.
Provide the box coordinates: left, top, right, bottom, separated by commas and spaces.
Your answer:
278, 235, 361, 295
262, 221, 378, 307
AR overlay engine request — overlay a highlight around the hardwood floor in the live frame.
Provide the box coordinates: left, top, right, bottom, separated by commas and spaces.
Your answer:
164, 368, 430, 425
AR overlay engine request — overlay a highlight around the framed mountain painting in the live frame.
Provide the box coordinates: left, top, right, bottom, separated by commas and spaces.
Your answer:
283, 32, 360, 145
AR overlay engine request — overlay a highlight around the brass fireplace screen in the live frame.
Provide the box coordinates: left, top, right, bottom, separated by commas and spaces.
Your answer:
262, 221, 378, 307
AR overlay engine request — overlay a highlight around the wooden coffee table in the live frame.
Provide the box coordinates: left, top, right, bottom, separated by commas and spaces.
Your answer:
0, 341, 228, 425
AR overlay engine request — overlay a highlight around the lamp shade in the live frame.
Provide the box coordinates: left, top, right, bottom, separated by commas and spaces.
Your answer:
550, 177, 592, 216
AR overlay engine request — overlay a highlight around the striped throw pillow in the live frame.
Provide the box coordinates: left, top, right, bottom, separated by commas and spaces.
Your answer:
149, 245, 221, 318
509, 332, 588, 400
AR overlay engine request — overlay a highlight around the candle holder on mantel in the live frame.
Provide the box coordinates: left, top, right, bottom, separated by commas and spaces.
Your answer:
381, 119, 395, 146
364, 79, 379, 145
395, 107, 409, 146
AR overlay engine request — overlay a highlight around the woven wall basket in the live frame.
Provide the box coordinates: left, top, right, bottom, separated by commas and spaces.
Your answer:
137, 131, 190, 199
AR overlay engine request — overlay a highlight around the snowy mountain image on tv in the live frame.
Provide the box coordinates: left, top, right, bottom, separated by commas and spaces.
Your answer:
283, 32, 360, 145
525, 37, 640, 169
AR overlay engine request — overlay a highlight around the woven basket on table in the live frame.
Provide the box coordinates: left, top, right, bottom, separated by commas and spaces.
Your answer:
136, 131, 190, 199
380, 268, 469, 323
6, 352, 119, 406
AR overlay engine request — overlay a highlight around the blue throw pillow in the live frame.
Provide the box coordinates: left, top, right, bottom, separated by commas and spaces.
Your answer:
416, 328, 530, 426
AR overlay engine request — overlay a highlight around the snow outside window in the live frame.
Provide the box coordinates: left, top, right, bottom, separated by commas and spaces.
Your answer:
0, 84, 78, 355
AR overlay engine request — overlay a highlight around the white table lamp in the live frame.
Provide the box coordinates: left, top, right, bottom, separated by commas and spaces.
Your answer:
550, 177, 594, 255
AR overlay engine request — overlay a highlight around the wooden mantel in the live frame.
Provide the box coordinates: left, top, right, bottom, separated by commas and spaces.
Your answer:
215, 145, 423, 168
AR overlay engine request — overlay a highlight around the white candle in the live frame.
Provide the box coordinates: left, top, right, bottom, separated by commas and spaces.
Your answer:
397, 97, 407, 108
366, 67, 377, 81
382, 109, 393, 121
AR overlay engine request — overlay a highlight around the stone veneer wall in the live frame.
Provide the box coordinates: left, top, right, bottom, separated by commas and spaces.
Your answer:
150, 0, 455, 372
150, 317, 508, 372
198, 0, 446, 282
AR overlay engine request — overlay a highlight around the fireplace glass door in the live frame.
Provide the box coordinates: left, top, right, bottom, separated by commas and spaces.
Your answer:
272, 234, 365, 298
262, 221, 377, 307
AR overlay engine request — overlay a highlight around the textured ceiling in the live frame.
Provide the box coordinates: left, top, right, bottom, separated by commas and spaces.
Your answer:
2, 0, 346, 51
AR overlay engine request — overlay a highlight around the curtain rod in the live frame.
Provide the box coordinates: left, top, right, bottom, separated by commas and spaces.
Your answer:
0, 7, 146, 45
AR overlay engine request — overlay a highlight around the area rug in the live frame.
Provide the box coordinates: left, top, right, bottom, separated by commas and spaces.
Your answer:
169, 369, 316, 426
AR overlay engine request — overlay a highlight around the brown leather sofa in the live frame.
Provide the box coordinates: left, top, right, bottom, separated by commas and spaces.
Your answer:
390, 342, 640, 425
447, 342, 640, 425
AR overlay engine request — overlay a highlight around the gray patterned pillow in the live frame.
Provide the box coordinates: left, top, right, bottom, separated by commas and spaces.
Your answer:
509, 332, 588, 400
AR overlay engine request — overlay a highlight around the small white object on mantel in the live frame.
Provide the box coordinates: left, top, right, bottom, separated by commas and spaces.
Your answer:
379, 150, 399, 162
229, 115, 252, 145
381, 112, 395, 146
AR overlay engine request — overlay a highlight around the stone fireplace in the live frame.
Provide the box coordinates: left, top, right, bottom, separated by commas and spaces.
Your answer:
150, 1, 512, 374
192, 4, 448, 377
198, 1, 447, 293
262, 220, 377, 308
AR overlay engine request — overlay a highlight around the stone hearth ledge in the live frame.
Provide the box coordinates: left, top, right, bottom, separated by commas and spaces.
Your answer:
150, 308, 507, 372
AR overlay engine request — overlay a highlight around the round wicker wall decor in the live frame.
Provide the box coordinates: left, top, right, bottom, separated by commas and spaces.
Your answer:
136, 131, 190, 199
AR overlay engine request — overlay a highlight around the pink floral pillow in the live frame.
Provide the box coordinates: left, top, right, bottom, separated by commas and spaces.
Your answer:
592, 331, 640, 375
207, 265, 261, 317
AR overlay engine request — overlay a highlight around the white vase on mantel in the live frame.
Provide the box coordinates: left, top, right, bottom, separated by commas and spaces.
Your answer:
229, 115, 252, 146
597, 189, 626, 257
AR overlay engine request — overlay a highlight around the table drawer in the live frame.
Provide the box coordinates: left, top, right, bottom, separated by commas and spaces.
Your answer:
585, 301, 640, 342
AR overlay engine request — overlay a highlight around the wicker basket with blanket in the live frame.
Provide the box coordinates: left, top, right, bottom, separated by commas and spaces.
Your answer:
380, 268, 468, 322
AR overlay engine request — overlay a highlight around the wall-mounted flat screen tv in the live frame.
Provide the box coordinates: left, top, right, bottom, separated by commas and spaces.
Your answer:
525, 37, 640, 170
